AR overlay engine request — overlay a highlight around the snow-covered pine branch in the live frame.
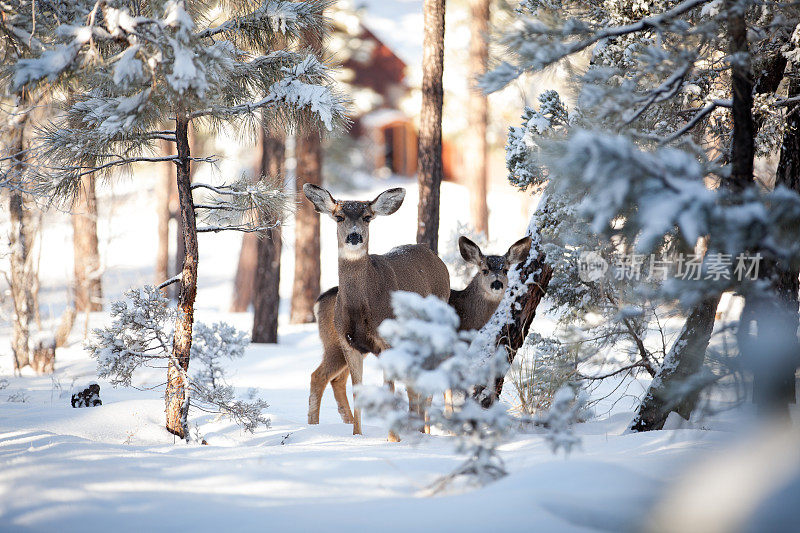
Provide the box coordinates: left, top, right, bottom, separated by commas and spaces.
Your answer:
358, 291, 512, 491
11, 0, 348, 439
493, 0, 800, 426
14, 0, 347, 204
192, 175, 292, 233
86, 287, 270, 437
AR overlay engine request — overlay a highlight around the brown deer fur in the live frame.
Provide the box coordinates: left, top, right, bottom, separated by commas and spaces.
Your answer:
309, 234, 532, 429
449, 236, 532, 331
304, 184, 450, 435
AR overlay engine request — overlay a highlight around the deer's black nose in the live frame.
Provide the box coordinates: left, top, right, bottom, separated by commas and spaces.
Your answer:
346, 232, 363, 245
490, 280, 503, 290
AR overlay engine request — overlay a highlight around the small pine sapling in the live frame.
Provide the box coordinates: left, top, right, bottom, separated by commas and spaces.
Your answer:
536, 383, 590, 456
12, 0, 348, 439
358, 291, 513, 491
86, 286, 269, 438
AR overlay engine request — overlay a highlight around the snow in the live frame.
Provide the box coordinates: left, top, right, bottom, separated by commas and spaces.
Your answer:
167, 43, 206, 97
112, 46, 144, 88
0, 173, 783, 531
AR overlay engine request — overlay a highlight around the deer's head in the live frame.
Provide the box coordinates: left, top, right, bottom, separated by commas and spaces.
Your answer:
304, 184, 406, 260
458, 236, 532, 301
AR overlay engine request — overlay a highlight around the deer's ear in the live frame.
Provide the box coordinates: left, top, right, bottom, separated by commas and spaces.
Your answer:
505, 236, 532, 264
303, 184, 337, 216
458, 236, 483, 265
370, 188, 405, 216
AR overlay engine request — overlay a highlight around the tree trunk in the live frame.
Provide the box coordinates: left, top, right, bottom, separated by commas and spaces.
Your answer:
417, 0, 446, 254
629, 294, 722, 432
466, 0, 490, 237
155, 138, 173, 287
477, 246, 554, 407
7, 93, 33, 372
291, 132, 321, 324
170, 125, 199, 299
252, 129, 285, 343
726, 0, 753, 193
750, 73, 800, 417
231, 234, 258, 312
630, 5, 761, 431
72, 175, 103, 312
165, 113, 198, 439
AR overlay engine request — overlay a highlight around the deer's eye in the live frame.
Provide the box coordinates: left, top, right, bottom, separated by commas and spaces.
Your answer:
334, 215, 345, 222
362, 215, 372, 222
482, 269, 489, 275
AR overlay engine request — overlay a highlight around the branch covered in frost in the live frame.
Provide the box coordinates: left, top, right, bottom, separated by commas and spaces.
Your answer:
536, 384, 590, 455
359, 292, 513, 490
87, 287, 269, 434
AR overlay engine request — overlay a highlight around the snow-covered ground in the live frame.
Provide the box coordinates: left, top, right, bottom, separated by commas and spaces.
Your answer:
0, 176, 789, 532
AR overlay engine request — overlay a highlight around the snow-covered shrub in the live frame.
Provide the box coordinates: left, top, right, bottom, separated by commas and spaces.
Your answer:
358, 291, 512, 491
86, 286, 269, 437
536, 384, 590, 456
508, 333, 576, 416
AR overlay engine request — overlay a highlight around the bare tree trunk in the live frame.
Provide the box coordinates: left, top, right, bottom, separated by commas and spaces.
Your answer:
750, 73, 800, 417
231, 234, 258, 312
291, 132, 321, 324
6, 93, 33, 372
252, 128, 285, 343
629, 294, 721, 432
417, 0, 446, 254
477, 246, 554, 407
727, 1, 753, 194
165, 113, 198, 439
72, 175, 103, 312
155, 138, 173, 287
54, 303, 76, 348
170, 126, 200, 299
466, 0, 490, 237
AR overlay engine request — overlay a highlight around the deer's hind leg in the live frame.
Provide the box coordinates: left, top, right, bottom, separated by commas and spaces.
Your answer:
330, 369, 354, 423
308, 345, 348, 425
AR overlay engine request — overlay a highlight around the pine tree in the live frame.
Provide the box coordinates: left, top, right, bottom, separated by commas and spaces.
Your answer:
417, 0, 446, 254
252, 126, 285, 342
12, 0, 347, 439
72, 174, 103, 312
0, 1, 79, 370
486, 0, 800, 426
466, 0, 491, 237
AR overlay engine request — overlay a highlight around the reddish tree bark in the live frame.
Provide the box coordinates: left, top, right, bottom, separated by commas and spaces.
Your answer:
252, 129, 285, 343
155, 138, 174, 287
72, 175, 103, 312
417, 0, 446, 254
291, 132, 322, 324
165, 112, 198, 439
466, 0, 490, 237
231, 234, 258, 312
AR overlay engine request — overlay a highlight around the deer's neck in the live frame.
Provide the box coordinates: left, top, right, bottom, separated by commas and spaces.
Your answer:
462, 275, 503, 305
337, 253, 375, 289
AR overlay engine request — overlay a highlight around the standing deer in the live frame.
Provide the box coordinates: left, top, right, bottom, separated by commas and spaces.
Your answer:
304, 184, 450, 435
440, 235, 532, 411
448, 235, 532, 331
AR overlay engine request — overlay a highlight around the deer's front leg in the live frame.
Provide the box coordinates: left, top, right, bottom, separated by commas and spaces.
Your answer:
342, 343, 365, 435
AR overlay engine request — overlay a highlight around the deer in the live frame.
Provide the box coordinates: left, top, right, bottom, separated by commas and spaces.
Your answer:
308, 232, 532, 427
303, 184, 450, 436
448, 235, 533, 332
